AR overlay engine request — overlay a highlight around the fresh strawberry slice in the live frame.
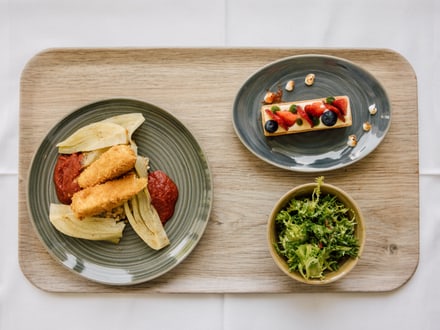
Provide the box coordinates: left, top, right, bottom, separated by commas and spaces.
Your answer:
324, 103, 345, 122
305, 101, 325, 118
265, 109, 289, 130
265, 108, 277, 121
332, 98, 348, 115
276, 111, 298, 128
296, 105, 314, 127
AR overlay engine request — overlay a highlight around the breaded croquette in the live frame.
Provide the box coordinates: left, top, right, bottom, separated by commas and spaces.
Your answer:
77, 144, 136, 188
71, 172, 147, 218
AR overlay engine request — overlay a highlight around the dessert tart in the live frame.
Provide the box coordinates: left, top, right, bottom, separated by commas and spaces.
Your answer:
261, 95, 352, 136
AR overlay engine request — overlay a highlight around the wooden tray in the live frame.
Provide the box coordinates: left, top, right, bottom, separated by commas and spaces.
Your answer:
18, 48, 419, 293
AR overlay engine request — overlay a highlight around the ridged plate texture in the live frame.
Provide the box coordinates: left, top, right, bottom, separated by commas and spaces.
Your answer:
27, 99, 212, 285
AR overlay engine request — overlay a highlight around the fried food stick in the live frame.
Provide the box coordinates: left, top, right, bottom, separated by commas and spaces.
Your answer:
77, 144, 136, 188
71, 172, 147, 218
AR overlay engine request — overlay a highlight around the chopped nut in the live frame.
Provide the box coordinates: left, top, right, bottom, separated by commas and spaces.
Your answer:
363, 122, 372, 131
305, 73, 315, 86
368, 104, 377, 115
347, 134, 357, 147
263, 87, 283, 104
264, 91, 275, 104
285, 80, 295, 92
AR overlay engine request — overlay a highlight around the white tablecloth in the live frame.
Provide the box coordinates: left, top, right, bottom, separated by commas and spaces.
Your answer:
1, 0, 438, 329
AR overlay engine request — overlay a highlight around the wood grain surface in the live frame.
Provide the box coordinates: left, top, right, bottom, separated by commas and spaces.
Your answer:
18, 48, 419, 293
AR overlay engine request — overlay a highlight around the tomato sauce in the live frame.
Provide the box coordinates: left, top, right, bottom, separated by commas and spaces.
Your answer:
148, 170, 178, 224
53, 153, 83, 204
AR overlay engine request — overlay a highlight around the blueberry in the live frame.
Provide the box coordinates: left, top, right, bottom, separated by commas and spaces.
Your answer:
264, 120, 278, 133
321, 110, 337, 126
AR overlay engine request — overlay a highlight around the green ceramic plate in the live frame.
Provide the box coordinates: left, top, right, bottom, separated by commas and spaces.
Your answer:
233, 55, 391, 172
27, 99, 213, 285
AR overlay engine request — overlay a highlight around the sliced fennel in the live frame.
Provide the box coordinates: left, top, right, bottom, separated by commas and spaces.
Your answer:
49, 203, 126, 244
124, 156, 170, 250
134, 155, 150, 178
103, 113, 145, 141
104, 113, 145, 155
56, 113, 145, 154
56, 122, 128, 154
81, 148, 109, 167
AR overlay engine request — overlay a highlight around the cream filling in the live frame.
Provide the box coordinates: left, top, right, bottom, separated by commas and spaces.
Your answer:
261, 95, 352, 137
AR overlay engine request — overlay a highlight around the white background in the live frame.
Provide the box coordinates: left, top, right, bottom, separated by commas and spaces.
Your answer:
1, 0, 439, 329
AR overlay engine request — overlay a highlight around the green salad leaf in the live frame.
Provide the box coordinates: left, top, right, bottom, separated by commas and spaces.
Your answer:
275, 177, 359, 280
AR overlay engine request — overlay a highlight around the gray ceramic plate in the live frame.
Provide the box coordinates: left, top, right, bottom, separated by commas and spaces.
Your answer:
233, 55, 391, 172
27, 99, 213, 285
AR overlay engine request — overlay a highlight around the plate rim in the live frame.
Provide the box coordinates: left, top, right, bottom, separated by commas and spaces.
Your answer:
26, 97, 213, 285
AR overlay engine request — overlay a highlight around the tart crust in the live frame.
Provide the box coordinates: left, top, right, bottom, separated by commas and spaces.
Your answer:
261, 95, 352, 137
